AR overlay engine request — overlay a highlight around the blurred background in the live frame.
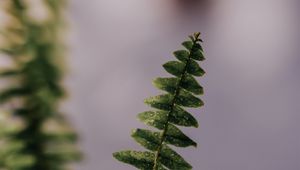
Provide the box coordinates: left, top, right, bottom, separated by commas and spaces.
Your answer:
1, 0, 300, 169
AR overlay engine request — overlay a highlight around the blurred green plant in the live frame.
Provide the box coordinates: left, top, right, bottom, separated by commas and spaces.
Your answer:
0, 0, 81, 169
113, 32, 205, 170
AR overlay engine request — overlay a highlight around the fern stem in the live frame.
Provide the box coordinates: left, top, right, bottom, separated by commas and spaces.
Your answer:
153, 38, 198, 170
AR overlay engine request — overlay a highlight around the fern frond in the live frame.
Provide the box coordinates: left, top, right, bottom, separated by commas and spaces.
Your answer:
0, 0, 81, 169
114, 32, 205, 170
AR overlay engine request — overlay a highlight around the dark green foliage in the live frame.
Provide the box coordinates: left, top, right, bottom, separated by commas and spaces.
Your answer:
113, 33, 205, 170
0, 0, 80, 169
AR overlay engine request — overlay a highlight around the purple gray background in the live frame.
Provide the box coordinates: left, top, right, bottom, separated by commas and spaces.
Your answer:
41, 0, 300, 169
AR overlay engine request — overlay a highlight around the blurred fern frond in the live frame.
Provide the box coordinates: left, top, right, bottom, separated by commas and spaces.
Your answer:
113, 32, 205, 170
0, 0, 81, 169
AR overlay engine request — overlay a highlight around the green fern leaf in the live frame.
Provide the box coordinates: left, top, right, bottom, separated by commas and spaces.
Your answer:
182, 41, 193, 50
173, 50, 189, 62
0, 0, 81, 169
138, 108, 198, 128
113, 151, 167, 170
114, 32, 205, 170
163, 61, 186, 77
